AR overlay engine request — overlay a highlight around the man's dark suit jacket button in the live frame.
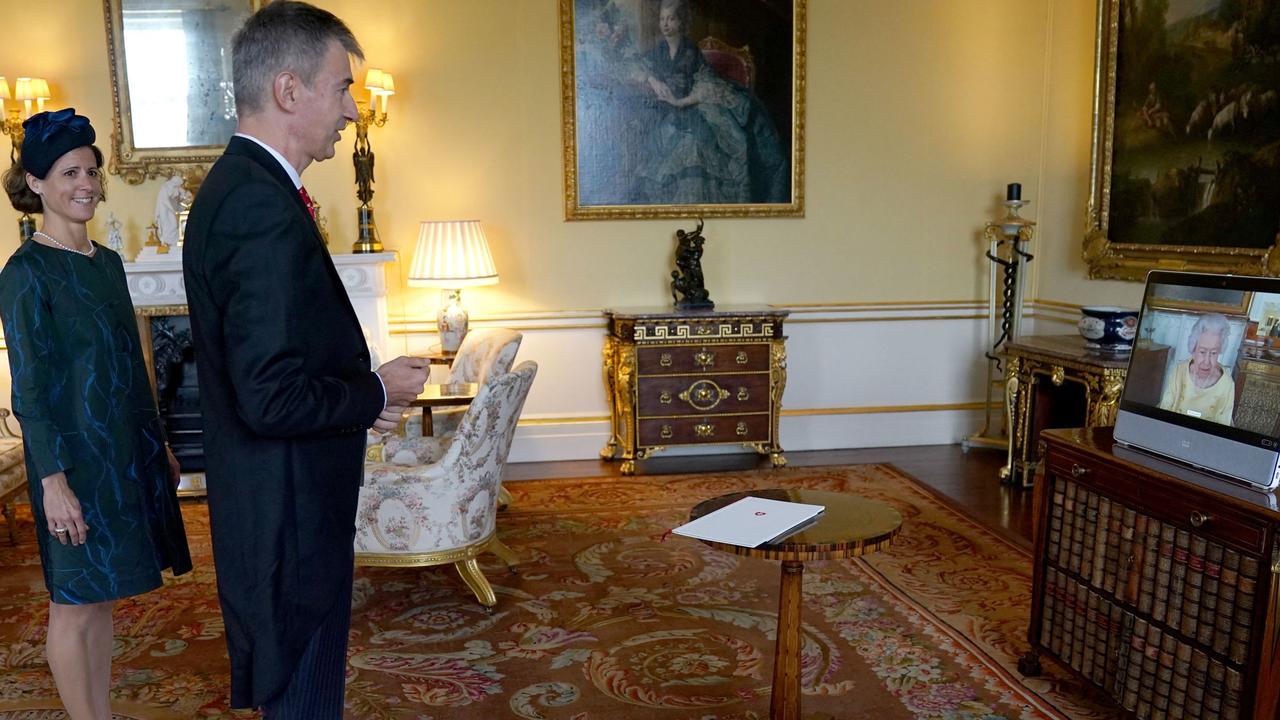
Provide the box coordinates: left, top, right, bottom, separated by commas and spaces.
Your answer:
358, 353, 369, 364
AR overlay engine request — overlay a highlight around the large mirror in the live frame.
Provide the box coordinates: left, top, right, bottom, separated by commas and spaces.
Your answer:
103, 0, 261, 185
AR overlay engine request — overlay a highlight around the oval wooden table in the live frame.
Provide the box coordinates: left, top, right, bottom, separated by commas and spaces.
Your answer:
688, 488, 903, 720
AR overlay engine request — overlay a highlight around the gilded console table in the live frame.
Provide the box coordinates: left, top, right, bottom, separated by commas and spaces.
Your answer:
1001, 335, 1131, 488
602, 306, 789, 475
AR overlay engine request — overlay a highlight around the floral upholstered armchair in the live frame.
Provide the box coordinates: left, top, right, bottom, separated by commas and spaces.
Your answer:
403, 328, 522, 438
0, 409, 27, 544
356, 361, 537, 609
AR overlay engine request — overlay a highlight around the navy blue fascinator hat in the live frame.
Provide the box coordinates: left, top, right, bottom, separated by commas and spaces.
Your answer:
20, 108, 96, 179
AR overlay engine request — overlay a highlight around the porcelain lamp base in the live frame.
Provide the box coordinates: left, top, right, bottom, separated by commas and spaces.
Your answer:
438, 289, 468, 353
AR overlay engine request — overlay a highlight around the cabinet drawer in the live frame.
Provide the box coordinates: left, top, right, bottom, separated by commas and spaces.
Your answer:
637, 374, 770, 416
638, 414, 769, 447
636, 343, 770, 375
1044, 450, 1270, 555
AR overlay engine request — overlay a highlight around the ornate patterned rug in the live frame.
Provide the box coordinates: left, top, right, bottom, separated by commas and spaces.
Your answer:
0, 465, 1121, 719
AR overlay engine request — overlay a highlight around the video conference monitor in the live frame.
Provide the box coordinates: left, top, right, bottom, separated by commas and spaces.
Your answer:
1113, 271, 1280, 491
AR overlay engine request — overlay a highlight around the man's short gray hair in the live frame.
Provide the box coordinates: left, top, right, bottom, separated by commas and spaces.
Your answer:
232, 0, 364, 116
1187, 312, 1230, 354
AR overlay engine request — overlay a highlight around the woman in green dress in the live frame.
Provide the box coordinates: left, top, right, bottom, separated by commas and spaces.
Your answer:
0, 109, 191, 719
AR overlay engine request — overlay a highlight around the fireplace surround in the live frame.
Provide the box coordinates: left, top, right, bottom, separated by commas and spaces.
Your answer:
126, 253, 396, 495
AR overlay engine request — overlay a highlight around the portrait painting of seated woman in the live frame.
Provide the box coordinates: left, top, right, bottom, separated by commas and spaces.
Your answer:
567, 0, 801, 217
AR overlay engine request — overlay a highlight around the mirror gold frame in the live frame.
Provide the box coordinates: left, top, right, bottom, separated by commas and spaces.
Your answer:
102, 0, 263, 185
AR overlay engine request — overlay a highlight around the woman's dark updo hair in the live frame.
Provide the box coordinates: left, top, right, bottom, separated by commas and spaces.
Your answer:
3, 144, 107, 215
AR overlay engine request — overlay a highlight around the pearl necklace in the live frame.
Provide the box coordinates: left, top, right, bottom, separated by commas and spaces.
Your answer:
34, 231, 95, 257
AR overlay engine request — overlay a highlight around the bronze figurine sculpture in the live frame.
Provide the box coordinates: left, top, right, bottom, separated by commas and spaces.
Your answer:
670, 219, 714, 310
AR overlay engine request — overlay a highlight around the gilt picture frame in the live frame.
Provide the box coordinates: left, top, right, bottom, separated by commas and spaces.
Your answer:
1083, 0, 1280, 280
560, 0, 806, 220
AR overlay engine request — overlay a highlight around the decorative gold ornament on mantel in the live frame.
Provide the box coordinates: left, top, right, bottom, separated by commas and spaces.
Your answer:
352, 68, 395, 253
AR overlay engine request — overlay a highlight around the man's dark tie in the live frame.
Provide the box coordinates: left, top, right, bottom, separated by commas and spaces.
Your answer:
298, 185, 317, 221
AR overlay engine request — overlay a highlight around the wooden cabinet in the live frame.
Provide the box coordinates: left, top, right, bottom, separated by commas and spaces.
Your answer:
1023, 428, 1280, 719
602, 307, 788, 475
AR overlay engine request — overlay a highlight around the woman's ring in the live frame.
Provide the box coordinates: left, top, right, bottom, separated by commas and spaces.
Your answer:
53, 527, 68, 534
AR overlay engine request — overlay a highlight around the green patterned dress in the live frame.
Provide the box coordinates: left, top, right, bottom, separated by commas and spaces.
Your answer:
0, 240, 191, 604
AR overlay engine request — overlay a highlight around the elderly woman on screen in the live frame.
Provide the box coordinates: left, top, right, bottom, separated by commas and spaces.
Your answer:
1157, 312, 1236, 425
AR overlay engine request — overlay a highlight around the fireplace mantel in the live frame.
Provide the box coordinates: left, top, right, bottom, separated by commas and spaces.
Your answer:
124, 251, 398, 358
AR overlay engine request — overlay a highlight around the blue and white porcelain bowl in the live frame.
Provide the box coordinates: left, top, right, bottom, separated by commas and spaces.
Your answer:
1078, 306, 1139, 352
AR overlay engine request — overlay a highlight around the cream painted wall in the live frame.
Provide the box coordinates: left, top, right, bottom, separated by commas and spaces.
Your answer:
1034, 0, 1147, 310
0, 0, 1065, 326
0, 0, 1138, 455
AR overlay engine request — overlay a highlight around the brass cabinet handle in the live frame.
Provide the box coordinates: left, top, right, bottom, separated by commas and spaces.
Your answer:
659, 353, 673, 367
1189, 511, 1210, 528
1071, 464, 1089, 478
735, 422, 748, 436
694, 349, 715, 368
679, 380, 729, 411
694, 422, 714, 437
660, 424, 673, 439
735, 351, 749, 365
659, 391, 672, 404
737, 387, 749, 401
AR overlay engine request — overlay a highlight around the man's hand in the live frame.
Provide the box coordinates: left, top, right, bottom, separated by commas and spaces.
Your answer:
373, 405, 406, 434
376, 356, 430, 407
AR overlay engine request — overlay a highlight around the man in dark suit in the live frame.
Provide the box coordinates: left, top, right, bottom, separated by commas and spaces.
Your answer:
182, 3, 428, 717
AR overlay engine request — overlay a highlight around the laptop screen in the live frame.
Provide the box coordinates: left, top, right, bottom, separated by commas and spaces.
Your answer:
1120, 271, 1280, 452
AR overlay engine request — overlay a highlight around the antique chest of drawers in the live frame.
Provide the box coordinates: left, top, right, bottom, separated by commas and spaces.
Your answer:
601, 307, 789, 474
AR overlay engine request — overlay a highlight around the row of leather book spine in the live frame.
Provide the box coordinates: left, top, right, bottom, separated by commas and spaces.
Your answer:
1041, 566, 1244, 719
1043, 478, 1259, 714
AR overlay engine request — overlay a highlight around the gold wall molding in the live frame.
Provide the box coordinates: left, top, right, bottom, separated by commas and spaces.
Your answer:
516, 400, 996, 427
392, 300, 1071, 334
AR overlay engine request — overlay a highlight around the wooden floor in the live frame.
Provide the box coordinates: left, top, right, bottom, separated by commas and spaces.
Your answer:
506, 443, 1034, 549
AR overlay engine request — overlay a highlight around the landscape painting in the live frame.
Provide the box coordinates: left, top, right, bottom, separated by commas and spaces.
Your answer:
1085, 0, 1280, 279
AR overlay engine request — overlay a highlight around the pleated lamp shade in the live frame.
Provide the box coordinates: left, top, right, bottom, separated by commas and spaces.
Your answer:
408, 220, 499, 288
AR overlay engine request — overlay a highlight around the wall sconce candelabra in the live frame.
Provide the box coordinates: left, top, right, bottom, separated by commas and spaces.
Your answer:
0, 76, 53, 242
963, 182, 1036, 456
352, 67, 395, 253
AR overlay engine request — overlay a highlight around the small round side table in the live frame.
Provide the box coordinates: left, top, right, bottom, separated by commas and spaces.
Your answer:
688, 488, 903, 720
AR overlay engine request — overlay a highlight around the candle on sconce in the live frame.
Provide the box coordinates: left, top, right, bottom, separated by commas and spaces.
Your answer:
1006, 182, 1022, 202
14, 77, 33, 118
378, 73, 393, 116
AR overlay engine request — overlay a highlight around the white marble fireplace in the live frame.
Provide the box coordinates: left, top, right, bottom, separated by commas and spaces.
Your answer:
124, 251, 398, 358
125, 252, 397, 495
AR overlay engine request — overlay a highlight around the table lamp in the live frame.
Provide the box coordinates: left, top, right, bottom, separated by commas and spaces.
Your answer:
408, 220, 499, 353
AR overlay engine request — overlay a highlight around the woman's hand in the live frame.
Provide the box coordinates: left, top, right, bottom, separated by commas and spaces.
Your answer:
647, 76, 675, 102
165, 445, 182, 488
41, 472, 88, 546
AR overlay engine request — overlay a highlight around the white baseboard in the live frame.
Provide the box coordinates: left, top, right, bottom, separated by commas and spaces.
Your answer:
507, 408, 994, 463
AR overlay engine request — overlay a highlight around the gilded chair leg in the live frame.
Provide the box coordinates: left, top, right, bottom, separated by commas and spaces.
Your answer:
486, 537, 520, 574
454, 558, 497, 610
497, 484, 512, 511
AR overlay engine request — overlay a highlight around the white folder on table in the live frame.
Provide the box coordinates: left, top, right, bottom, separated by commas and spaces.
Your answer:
673, 496, 825, 548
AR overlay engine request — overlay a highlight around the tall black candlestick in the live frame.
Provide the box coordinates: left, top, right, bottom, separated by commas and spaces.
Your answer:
1006, 183, 1022, 202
